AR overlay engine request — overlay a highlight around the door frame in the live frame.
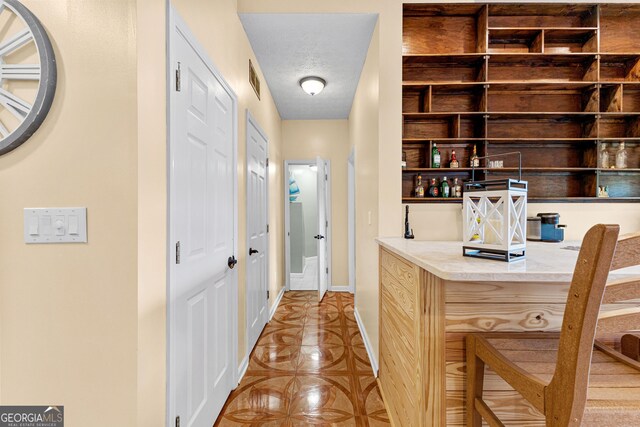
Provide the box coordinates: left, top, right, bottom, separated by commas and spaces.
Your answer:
284, 159, 332, 292
245, 109, 269, 355
167, 6, 239, 427
348, 148, 355, 295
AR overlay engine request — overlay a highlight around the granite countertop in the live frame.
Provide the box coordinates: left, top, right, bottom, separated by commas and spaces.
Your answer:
377, 237, 640, 282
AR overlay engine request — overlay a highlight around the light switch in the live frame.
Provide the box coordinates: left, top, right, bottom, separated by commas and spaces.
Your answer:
55, 216, 65, 236
28, 216, 39, 235
68, 215, 79, 235
24, 208, 87, 243
41, 215, 52, 235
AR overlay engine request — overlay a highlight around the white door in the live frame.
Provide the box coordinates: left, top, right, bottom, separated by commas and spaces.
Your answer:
170, 23, 236, 427
246, 113, 268, 352
316, 157, 329, 302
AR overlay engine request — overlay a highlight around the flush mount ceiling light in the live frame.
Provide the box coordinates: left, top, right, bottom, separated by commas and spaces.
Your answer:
299, 76, 326, 96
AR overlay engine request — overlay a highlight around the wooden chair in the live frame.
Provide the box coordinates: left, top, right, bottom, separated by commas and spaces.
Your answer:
466, 224, 640, 426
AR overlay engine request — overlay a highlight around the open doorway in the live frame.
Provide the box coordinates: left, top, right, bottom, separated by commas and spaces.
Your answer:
284, 159, 331, 301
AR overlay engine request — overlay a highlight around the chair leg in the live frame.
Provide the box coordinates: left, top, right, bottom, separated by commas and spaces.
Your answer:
466, 335, 485, 427
622, 334, 640, 362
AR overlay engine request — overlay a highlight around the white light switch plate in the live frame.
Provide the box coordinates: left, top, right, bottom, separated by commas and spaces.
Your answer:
24, 208, 87, 244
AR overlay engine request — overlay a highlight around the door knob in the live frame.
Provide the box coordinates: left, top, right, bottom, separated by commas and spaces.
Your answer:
314, 235, 325, 240
249, 248, 259, 255
227, 256, 238, 269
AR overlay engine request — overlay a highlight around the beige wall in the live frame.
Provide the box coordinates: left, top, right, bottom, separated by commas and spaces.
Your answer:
1, 1, 285, 426
282, 120, 350, 286
349, 23, 381, 357
0, 1, 139, 426
137, 0, 166, 425
409, 203, 640, 241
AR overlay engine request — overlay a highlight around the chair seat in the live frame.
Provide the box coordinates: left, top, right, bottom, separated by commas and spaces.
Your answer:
480, 333, 640, 425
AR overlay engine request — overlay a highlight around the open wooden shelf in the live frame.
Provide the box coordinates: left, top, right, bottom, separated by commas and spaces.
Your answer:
404, 137, 640, 142
598, 168, 640, 172
403, 3, 640, 203
487, 167, 597, 172
403, 168, 475, 172
402, 196, 639, 203
402, 197, 464, 203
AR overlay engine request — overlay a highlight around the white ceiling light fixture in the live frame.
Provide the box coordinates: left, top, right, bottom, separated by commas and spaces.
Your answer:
299, 76, 326, 96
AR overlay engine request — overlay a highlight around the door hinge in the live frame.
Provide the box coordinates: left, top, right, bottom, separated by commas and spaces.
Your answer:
326, 267, 329, 274
176, 241, 181, 264
266, 158, 269, 167
176, 62, 181, 92
326, 220, 329, 228
266, 224, 269, 233
325, 174, 328, 180
267, 290, 270, 299
175, 416, 180, 427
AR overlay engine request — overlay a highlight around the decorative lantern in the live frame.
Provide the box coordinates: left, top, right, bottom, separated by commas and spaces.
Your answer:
462, 153, 527, 262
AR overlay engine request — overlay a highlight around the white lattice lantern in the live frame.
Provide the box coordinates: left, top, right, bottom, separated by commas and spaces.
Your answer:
462, 179, 527, 262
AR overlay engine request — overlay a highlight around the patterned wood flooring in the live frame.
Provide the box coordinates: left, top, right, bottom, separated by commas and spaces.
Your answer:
214, 291, 390, 426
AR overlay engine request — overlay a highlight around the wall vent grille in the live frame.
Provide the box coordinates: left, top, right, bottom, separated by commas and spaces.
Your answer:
249, 59, 260, 100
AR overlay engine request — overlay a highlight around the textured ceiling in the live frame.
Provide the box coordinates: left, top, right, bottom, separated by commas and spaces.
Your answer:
239, 13, 378, 120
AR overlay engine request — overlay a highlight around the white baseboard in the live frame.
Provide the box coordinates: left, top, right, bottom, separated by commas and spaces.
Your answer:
330, 285, 351, 293
354, 307, 378, 377
269, 286, 285, 321
237, 354, 249, 385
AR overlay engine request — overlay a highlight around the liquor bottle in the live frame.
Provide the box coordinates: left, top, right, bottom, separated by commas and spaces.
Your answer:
450, 150, 459, 168
453, 178, 462, 197
432, 143, 441, 168
415, 174, 425, 198
616, 142, 628, 169
402, 151, 407, 169
441, 177, 450, 198
428, 178, 440, 197
599, 144, 609, 169
470, 145, 480, 168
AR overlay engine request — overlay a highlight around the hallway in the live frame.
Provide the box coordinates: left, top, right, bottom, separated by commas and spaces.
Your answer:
215, 292, 389, 426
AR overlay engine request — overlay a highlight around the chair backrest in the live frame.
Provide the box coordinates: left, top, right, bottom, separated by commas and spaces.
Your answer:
545, 224, 620, 426
599, 232, 640, 334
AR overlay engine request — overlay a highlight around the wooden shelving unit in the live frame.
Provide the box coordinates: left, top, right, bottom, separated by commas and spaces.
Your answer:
402, 3, 640, 203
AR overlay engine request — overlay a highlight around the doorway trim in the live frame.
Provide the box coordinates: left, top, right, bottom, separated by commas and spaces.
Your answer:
348, 148, 355, 295
167, 6, 239, 427
284, 159, 332, 292
245, 109, 269, 362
